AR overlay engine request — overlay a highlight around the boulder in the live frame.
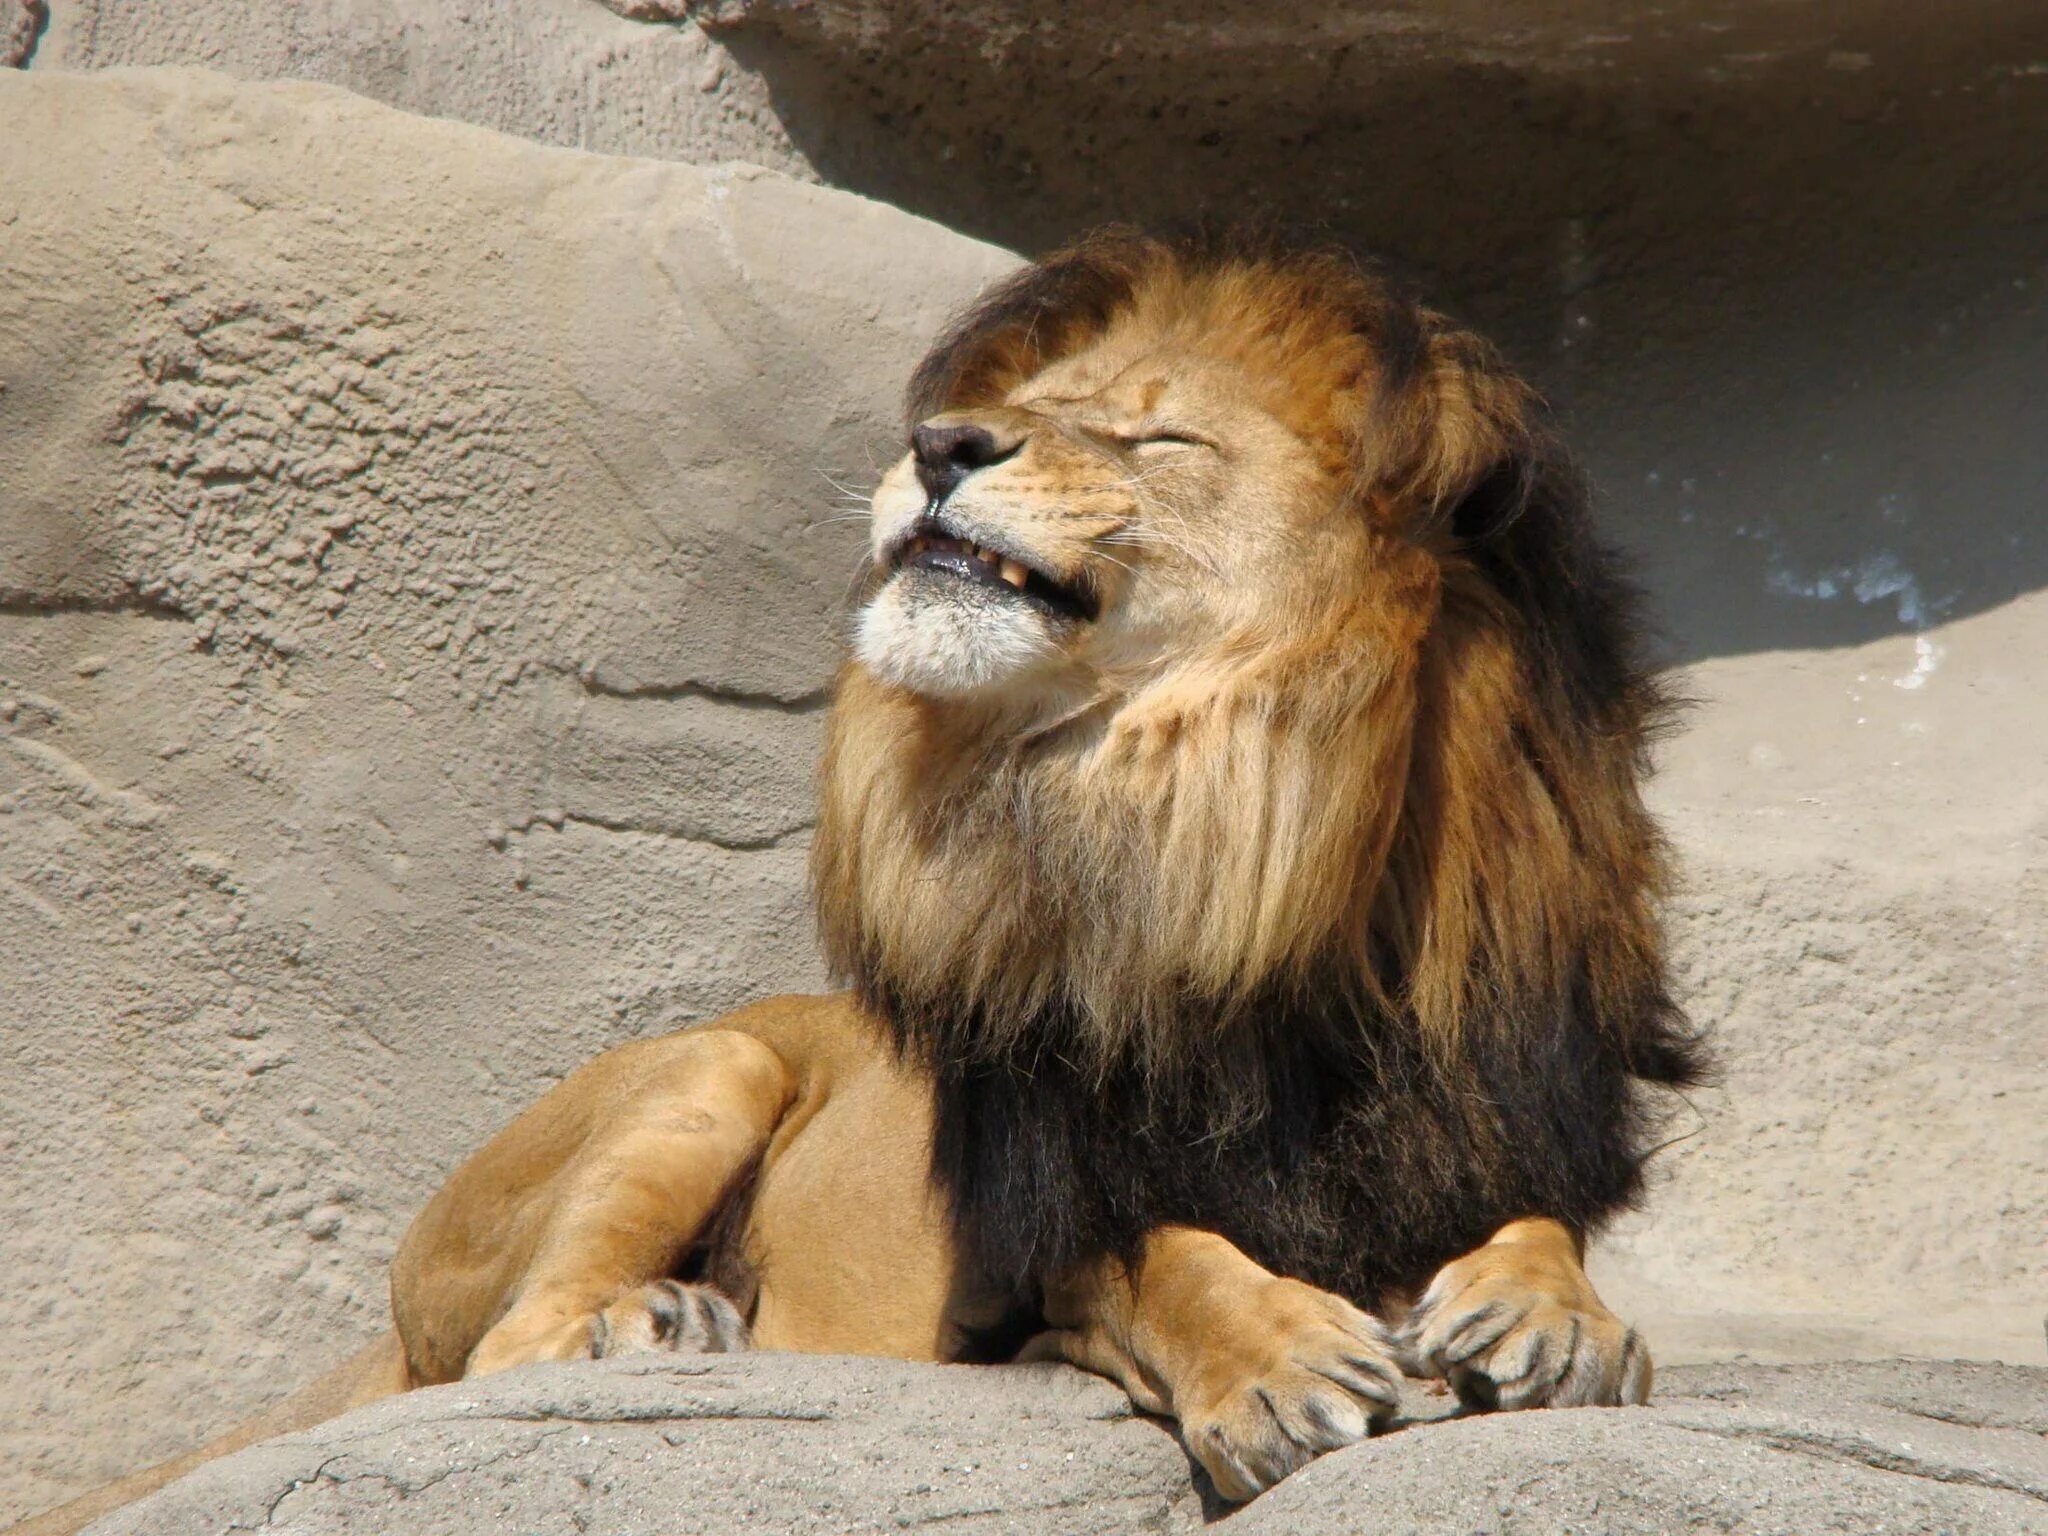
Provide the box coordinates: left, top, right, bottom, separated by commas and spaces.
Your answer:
0, 65, 1011, 1521
1598, 589, 2047, 1371
27, 0, 803, 174
82, 1356, 2048, 1536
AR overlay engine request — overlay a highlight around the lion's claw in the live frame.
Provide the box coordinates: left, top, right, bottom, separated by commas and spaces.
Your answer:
1178, 1281, 1399, 1502
1401, 1253, 1649, 1411
591, 1280, 749, 1357
468, 1281, 748, 1376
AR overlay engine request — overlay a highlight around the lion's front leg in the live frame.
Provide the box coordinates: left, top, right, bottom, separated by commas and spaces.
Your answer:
1399, 1216, 1651, 1410
390, 1027, 792, 1384
1030, 1226, 1400, 1502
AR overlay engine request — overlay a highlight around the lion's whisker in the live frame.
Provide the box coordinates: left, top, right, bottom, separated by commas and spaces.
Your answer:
840, 553, 878, 606
817, 470, 877, 502
1091, 549, 1136, 576
1098, 464, 1180, 491
1097, 524, 1220, 577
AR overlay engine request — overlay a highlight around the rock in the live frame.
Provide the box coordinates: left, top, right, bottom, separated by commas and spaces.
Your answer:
1596, 589, 2048, 1372
0, 66, 1011, 1522
30, 0, 806, 179
87, 1356, 1204, 1535
1239, 1359, 2048, 1536
34, 3, 2048, 662
1, 0, 44, 68
81, 1356, 2048, 1535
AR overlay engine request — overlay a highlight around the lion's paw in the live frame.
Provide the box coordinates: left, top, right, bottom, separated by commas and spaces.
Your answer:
591, 1280, 750, 1358
1178, 1280, 1400, 1502
1400, 1255, 1649, 1411
468, 1282, 749, 1376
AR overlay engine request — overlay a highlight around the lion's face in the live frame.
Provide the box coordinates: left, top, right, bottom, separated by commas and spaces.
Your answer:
856, 294, 1379, 704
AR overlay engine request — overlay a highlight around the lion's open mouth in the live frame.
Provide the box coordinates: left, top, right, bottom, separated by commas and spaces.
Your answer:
886, 522, 1097, 622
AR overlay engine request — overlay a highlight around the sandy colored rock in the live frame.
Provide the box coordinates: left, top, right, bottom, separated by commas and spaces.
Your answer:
1598, 593, 2048, 1370
79, 1355, 2048, 1535
31, 0, 805, 178
1, 0, 44, 68
1238, 1359, 2048, 1536
33, 1, 2048, 670
0, 66, 1010, 1523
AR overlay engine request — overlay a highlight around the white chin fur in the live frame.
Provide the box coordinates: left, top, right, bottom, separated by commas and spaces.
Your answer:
855, 577, 1057, 698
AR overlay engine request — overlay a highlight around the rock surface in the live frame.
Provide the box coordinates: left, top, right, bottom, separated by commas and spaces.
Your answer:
0, 66, 1010, 1521
31, 4, 2048, 666
1, 60, 2042, 1531
82, 1356, 2048, 1536
1599, 590, 2047, 1372
29, 0, 804, 176
1, 0, 43, 68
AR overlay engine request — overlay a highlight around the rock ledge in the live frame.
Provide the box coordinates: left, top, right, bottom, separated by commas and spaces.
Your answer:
89, 1355, 2048, 1535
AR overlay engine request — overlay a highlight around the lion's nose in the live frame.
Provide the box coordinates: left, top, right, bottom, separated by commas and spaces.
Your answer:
911, 419, 1018, 503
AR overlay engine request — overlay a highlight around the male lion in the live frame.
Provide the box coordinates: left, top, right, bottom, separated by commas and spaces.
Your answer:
23, 229, 1701, 1533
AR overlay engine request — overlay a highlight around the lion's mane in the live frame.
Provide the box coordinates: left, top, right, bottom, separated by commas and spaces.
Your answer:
812, 230, 1704, 1306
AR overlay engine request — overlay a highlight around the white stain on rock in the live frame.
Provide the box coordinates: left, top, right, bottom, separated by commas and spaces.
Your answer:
1893, 633, 1945, 691
1765, 549, 1950, 689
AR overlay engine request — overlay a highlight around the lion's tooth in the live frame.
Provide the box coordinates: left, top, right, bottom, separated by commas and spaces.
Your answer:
999, 559, 1028, 589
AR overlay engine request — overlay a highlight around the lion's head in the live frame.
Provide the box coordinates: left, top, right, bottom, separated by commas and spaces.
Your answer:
811, 225, 1695, 1286
818, 225, 1691, 1090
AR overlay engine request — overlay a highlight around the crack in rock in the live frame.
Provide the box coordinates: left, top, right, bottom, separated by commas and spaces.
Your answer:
574, 672, 832, 714
508, 810, 813, 853
0, 589, 190, 622
1673, 1419, 2048, 1505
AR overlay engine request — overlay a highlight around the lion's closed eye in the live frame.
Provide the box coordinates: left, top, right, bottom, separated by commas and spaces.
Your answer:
1121, 427, 1215, 451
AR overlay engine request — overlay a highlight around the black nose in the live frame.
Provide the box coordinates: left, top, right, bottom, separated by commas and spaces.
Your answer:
911, 420, 1013, 503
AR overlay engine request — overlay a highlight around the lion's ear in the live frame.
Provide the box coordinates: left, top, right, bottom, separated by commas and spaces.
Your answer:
1389, 323, 1550, 545
1445, 453, 1545, 546
1396, 320, 1652, 722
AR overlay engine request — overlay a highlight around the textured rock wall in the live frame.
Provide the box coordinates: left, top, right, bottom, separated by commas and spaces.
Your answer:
1605, 595, 2045, 1369
27, 0, 803, 172
0, 67, 1011, 1522
37, 1, 2048, 666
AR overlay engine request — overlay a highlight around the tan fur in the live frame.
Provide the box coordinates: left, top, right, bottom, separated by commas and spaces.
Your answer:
391, 996, 981, 1374
1402, 1217, 1652, 1411
19, 234, 1670, 1532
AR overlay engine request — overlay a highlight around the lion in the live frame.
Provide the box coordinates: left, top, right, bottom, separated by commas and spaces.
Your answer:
19, 227, 1701, 1534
